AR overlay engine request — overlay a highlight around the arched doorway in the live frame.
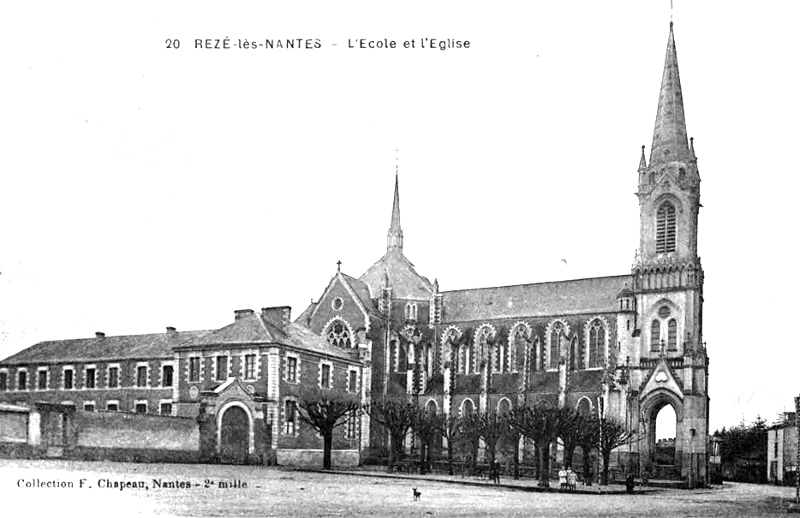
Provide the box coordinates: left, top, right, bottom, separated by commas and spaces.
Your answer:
641, 391, 683, 480
219, 405, 251, 463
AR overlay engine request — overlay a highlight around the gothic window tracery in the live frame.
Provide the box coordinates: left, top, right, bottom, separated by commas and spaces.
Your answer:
588, 319, 606, 368
548, 322, 566, 370
656, 201, 677, 253
325, 318, 353, 348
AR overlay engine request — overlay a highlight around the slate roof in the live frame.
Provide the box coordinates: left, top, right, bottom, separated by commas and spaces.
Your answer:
340, 273, 378, 313
179, 313, 355, 362
1, 330, 211, 365
359, 250, 434, 301
441, 274, 632, 322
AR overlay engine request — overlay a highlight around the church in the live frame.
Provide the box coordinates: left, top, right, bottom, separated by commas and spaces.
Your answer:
0, 22, 708, 481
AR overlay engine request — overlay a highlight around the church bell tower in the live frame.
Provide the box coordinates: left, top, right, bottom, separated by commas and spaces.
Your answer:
630, 22, 708, 483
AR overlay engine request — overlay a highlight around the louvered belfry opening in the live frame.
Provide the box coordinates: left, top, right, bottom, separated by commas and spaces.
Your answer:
656, 201, 677, 253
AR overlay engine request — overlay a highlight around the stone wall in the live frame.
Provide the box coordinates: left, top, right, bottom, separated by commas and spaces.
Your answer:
276, 448, 359, 467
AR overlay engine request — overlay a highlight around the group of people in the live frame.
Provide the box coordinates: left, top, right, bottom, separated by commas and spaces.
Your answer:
558, 469, 579, 490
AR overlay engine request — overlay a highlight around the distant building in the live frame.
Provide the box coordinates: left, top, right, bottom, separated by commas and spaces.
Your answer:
768, 413, 798, 485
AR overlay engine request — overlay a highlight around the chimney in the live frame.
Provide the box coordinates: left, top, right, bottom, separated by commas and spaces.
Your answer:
166, 326, 177, 334
234, 309, 255, 321
95, 332, 105, 339
261, 306, 291, 328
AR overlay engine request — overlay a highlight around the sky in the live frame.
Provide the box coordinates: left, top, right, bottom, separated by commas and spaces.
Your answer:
1, 1, 799, 434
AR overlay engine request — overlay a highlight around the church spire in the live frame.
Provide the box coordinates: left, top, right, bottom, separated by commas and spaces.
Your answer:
386, 171, 403, 254
649, 22, 690, 168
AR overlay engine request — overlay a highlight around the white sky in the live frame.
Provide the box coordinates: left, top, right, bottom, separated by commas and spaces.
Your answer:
1, 1, 798, 434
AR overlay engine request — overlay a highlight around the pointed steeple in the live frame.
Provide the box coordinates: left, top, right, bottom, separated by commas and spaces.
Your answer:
386, 172, 404, 254
649, 22, 690, 168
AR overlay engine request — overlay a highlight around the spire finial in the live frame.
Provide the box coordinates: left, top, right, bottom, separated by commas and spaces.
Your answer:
336, 260, 342, 272
638, 145, 647, 171
670, 0, 674, 25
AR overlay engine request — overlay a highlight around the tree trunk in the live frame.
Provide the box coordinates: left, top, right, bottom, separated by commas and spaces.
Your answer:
447, 437, 455, 476
564, 444, 576, 470
601, 451, 610, 485
419, 441, 427, 474
513, 436, 520, 480
583, 448, 593, 486
537, 442, 551, 487
323, 430, 333, 470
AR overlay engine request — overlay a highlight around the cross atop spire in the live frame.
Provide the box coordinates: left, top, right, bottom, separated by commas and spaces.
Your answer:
649, 22, 690, 168
387, 172, 403, 254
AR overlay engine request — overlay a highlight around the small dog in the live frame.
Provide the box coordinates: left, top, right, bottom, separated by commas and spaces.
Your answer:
412, 487, 421, 501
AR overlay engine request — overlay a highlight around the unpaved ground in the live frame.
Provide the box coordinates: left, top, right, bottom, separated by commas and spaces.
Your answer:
0, 459, 796, 517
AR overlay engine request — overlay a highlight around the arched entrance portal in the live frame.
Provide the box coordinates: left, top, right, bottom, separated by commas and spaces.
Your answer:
219, 405, 251, 463
641, 390, 683, 480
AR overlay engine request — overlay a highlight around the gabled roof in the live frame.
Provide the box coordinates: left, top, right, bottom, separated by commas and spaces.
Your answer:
307, 271, 379, 327
1, 330, 211, 365
180, 313, 355, 362
441, 274, 631, 323
359, 251, 434, 301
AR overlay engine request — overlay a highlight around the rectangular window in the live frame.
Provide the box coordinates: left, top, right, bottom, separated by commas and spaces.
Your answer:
287, 357, 297, 383
85, 368, 96, 389
135, 402, 147, 414
38, 370, 48, 390
108, 367, 119, 388
160, 402, 173, 416
244, 354, 256, 380
346, 410, 357, 440
0, 372, 7, 391
321, 364, 331, 389
348, 370, 358, 393
189, 357, 201, 382
106, 402, 119, 412
83, 402, 95, 412
285, 400, 296, 434
18, 371, 27, 391
64, 369, 74, 389
136, 366, 148, 387
162, 365, 174, 387
216, 356, 228, 381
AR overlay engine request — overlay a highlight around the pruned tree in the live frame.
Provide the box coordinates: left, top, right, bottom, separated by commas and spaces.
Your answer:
558, 408, 582, 469
476, 411, 510, 469
371, 398, 417, 470
459, 412, 483, 473
294, 386, 362, 470
596, 417, 635, 485
576, 414, 599, 485
413, 407, 444, 474
508, 404, 564, 487
440, 414, 465, 475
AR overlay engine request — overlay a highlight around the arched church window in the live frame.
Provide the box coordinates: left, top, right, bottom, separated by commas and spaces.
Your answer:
656, 201, 677, 253
589, 320, 606, 368
650, 320, 661, 352
548, 323, 565, 370
667, 319, 677, 350
326, 319, 352, 348
404, 302, 418, 321
461, 398, 474, 417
